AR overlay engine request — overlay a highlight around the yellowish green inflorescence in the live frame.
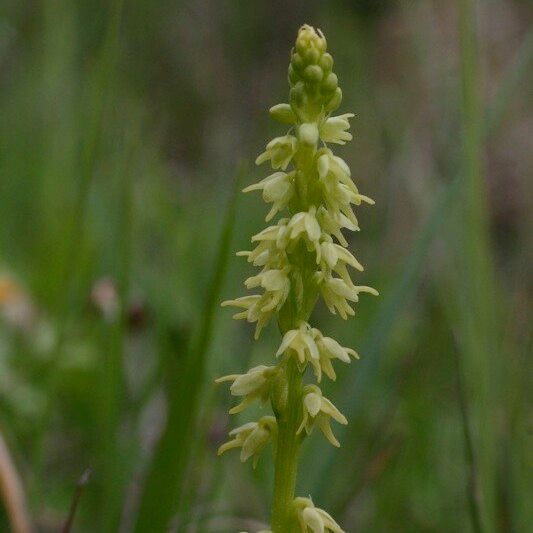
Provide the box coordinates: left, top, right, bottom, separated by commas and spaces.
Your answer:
217, 25, 378, 532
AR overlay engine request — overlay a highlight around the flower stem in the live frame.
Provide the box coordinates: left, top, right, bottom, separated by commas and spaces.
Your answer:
271, 356, 303, 532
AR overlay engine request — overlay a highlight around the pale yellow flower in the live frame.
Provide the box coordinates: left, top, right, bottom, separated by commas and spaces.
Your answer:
256, 135, 298, 170
319, 113, 354, 145
318, 274, 378, 319
218, 416, 277, 468
243, 171, 296, 221
293, 497, 345, 533
312, 328, 359, 381
216, 365, 278, 414
276, 322, 321, 379
296, 385, 347, 447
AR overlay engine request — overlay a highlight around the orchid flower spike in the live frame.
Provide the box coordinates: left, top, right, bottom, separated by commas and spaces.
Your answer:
218, 24, 378, 532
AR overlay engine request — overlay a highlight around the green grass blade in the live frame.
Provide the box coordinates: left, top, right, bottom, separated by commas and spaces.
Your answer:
451, 1, 498, 529
133, 162, 246, 533
453, 340, 484, 533
98, 129, 136, 532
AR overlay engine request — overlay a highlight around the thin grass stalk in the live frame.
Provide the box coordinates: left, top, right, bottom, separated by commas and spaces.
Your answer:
133, 163, 245, 532
452, 340, 484, 533
61, 468, 92, 533
455, 0, 498, 529
99, 129, 135, 532
39, 0, 77, 310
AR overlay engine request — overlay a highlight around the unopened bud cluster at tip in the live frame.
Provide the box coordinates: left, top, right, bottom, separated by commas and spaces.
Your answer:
288, 25, 342, 122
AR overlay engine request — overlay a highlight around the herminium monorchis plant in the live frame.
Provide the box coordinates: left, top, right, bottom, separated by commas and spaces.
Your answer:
217, 25, 377, 533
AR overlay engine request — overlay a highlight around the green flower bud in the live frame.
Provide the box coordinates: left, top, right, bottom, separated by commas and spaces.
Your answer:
319, 53, 333, 73
288, 64, 298, 85
324, 87, 343, 113
304, 64, 323, 83
290, 84, 308, 119
322, 72, 338, 94
292, 52, 304, 71
295, 37, 307, 56
295, 24, 327, 57
298, 122, 319, 145
304, 47, 320, 65
269, 103, 297, 124
286, 26, 343, 120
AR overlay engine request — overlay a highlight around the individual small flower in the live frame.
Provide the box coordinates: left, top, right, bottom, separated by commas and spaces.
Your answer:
250, 210, 324, 260
218, 416, 277, 468
251, 218, 290, 250
317, 149, 374, 201
276, 322, 322, 380
221, 295, 260, 319
276, 323, 357, 382
243, 171, 296, 221
297, 385, 347, 447
288, 208, 321, 242
318, 274, 378, 319
319, 175, 359, 224
316, 151, 350, 183
237, 240, 286, 269
293, 497, 344, 533
287, 207, 322, 258
319, 237, 363, 272
312, 328, 359, 381
216, 365, 279, 414
245, 268, 291, 312
316, 155, 374, 232
256, 135, 297, 170
223, 268, 291, 338
221, 295, 272, 339
316, 206, 358, 247
319, 113, 354, 145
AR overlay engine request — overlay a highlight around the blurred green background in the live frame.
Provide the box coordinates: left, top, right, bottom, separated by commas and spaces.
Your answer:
0, 0, 531, 531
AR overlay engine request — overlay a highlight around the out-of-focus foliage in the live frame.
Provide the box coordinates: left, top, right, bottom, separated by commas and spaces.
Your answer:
0, 1, 531, 531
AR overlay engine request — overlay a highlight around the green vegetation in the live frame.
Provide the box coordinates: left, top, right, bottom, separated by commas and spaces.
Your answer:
0, 1, 530, 531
